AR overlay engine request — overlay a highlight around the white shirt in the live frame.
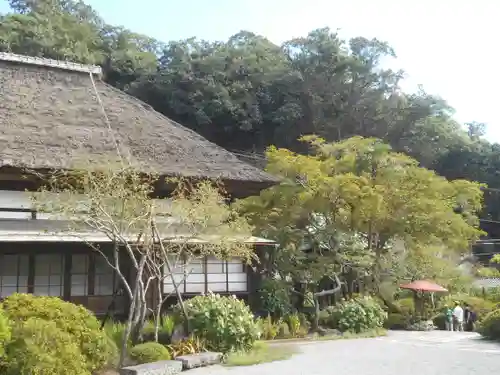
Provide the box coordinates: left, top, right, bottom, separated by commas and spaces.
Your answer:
453, 306, 464, 322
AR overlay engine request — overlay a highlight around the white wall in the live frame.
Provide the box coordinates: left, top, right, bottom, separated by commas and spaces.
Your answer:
0, 190, 33, 219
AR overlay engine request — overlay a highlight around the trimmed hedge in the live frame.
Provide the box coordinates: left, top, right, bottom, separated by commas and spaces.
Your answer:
1, 294, 109, 372
129, 342, 171, 364
0, 309, 11, 357
384, 313, 407, 330
2, 318, 90, 375
478, 309, 500, 340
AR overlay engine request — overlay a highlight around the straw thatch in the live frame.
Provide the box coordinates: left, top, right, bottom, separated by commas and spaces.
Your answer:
0, 53, 278, 189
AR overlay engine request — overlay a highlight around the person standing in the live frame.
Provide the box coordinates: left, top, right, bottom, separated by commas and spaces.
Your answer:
444, 305, 453, 331
468, 308, 477, 331
452, 301, 464, 331
463, 304, 470, 331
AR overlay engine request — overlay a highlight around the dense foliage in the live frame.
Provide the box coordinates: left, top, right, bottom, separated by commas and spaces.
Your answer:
129, 342, 171, 364
174, 294, 260, 353
324, 296, 387, 333
384, 313, 407, 330
241, 137, 484, 301
0, 309, 11, 357
259, 279, 293, 319
0, 294, 109, 372
2, 1, 500, 227
2, 318, 90, 375
337, 296, 387, 333
478, 309, 500, 340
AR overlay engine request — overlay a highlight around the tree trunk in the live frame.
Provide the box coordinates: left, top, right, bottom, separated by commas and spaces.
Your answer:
153, 224, 190, 334
154, 280, 162, 342
119, 287, 137, 368
312, 274, 343, 331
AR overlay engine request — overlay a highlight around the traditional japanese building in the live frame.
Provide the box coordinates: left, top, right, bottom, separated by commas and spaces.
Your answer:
0, 52, 277, 316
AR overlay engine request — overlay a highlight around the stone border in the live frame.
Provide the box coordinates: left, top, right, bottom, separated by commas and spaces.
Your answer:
119, 352, 222, 375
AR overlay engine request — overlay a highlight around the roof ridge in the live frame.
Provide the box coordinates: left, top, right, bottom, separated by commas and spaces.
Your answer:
0, 52, 102, 75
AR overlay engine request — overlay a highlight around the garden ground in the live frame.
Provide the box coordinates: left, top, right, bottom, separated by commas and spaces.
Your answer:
189, 331, 500, 375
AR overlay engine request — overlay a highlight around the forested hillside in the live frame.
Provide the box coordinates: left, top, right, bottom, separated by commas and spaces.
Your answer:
1, 0, 500, 221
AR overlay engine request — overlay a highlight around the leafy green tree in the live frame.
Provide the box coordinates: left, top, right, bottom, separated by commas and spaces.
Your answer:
0, 0, 159, 88
241, 136, 484, 296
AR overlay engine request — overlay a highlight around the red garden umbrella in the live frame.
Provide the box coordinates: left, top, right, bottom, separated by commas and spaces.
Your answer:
399, 280, 448, 318
400, 280, 448, 293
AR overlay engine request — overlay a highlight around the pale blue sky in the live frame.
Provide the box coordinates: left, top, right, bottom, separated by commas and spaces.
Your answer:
2, 0, 499, 142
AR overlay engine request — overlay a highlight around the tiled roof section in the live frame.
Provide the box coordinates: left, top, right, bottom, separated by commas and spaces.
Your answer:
0, 52, 102, 75
472, 277, 500, 289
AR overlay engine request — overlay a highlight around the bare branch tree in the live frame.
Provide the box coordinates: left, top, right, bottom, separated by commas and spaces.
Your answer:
32, 164, 256, 367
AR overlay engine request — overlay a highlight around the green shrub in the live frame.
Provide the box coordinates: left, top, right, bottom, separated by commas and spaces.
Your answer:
384, 313, 407, 330
0, 309, 11, 357
335, 296, 387, 333
258, 315, 278, 340
296, 312, 310, 327
286, 313, 301, 337
103, 320, 128, 351
277, 321, 290, 338
1, 294, 108, 372
259, 279, 292, 319
2, 318, 89, 375
478, 309, 500, 340
395, 297, 415, 315
159, 315, 175, 337
142, 315, 175, 344
130, 342, 171, 364
103, 333, 119, 369
318, 306, 339, 329
174, 294, 259, 353
432, 313, 447, 330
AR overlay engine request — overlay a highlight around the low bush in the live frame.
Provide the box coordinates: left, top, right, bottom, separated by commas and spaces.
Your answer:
335, 296, 387, 333
318, 306, 339, 329
432, 313, 447, 330
174, 294, 259, 353
259, 279, 292, 319
394, 297, 415, 315
2, 318, 89, 375
167, 336, 206, 357
0, 309, 11, 357
384, 313, 407, 330
286, 313, 301, 337
478, 309, 500, 340
277, 321, 290, 338
103, 334, 119, 369
103, 320, 128, 350
142, 316, 175, 345
1, 294, 109, 373
257, 315, 278, 340
129, 342, 171, 364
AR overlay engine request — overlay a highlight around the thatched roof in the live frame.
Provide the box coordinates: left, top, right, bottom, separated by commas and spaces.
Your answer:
0, 53, 278, 193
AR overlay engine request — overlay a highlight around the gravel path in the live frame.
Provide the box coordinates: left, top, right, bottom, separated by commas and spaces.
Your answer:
188, 331, 500, 375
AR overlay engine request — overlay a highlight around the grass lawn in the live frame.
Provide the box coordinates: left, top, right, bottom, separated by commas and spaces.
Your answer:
224, 342, 299, 367
315, 328, 387, 341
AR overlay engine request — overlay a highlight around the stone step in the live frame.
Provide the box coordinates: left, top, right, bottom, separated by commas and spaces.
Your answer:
119, 360, 183, 375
